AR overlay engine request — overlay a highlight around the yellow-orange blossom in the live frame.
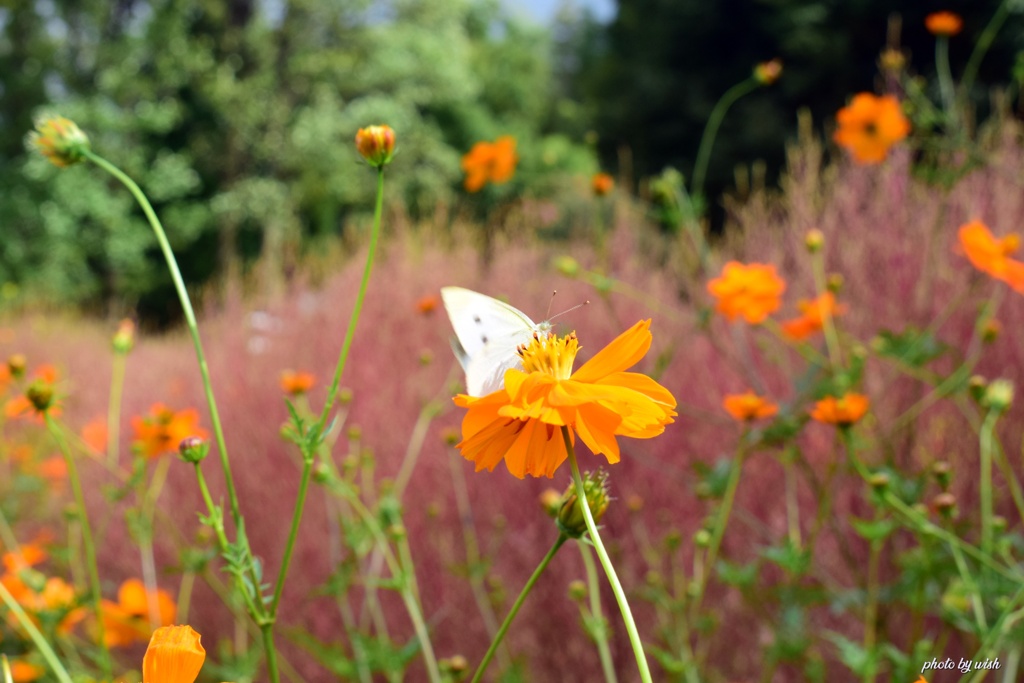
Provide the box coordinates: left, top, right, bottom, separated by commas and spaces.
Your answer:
455, 321, 677, 478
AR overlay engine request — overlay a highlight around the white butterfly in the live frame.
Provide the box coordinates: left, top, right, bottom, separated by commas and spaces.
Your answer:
441, 287, 552, 397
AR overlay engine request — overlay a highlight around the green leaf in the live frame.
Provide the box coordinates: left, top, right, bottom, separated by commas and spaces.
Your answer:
825, 632, 875, 676
849, 517, 897, 542
873, 328, 947, 367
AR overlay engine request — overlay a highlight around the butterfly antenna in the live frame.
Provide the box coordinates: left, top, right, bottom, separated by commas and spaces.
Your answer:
549, 300, 589, 322
545, 290, 557, 320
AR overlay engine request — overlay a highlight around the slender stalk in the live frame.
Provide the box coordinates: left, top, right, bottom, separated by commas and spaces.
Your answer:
177, 569, 196, 624
261, 624, 280, 683
980, 410, 999, 562
106, 351, 127, 466
140, 456, 172, 630
862, 537, 882, 683
782, 448, 802, 549
960, 0, 1011, 99
269, 457, 313, 615
935, 37, 956, 125
45, 415, 111, 677
579, 541, 619, 683
84, 151, 245, 537
396, 535, 441, 683
691, 439, 746, 620
809, 245, 842, 369
0, 580, 74, 683
564, 426, 653, 683
315, 167, 386, 430
470, 535, 568, 683
691, 78, 759, 198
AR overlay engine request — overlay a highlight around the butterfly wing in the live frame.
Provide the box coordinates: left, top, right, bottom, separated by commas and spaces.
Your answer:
441, 287, 538, 395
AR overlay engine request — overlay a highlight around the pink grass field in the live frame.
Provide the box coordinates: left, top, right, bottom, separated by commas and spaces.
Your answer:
3, 131, 1024, 681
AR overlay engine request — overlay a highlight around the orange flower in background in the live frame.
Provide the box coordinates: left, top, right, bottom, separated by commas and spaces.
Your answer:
279, 370, 316, 396
926, 11, 962, 37
834, 93, 910, 164
37, 455, 68, 489
2, 543, 47, 574
143, 625, 206, 683
781, 292, 846, 340
707, 262, 786, 324
131, 404, 208, 459
461, 136, 518, 192
723, 391, 779, 421
811, 393, 870, 426
957, 220, 1024, 293
101, 578, 176, 647
455, 320, 677, 478
81, 416, 108, 453
592, 172, 614, 196
8, 661, 45, 683
416, 294, 439, 315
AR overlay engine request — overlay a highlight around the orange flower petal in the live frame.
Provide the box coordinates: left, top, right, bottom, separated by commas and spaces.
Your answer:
572, 320, 652, 383
143, 625, 206, 683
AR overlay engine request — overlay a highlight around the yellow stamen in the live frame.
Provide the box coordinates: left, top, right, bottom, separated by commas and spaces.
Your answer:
517, 331, 580, 380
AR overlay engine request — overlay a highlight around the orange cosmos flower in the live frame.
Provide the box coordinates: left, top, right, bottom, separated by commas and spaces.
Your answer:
781, 292, 846, 340
834, 94, 910, 164
131, 404, 208, 459
143, 625, 206, 683
707, 262, 786, 324
416, 294, 439, 315
592, 173, 614, 196
926, 11, 962, 37
454, 320, 677, 478
461, 136, 518, 192
37, 455, 68, 490
810, 393, 870, 426
957, 220, 1024, 293
100, 578, 176, 647
723, 391, 779, 421
279, 370, 316, 396
28, 116, 90, 168
8, 661, 44, 683
81, 416, 108, 453
4, 365, 61, 422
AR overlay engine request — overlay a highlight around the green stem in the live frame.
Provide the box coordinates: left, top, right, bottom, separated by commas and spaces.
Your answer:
107, 351, 127, 466
470, 535, 567, 683
269, 457, 313, 616
397, 535, 441, 683
140, 456, 171, 630
0, 580, 74, 683
315, 167, 385, 430
45, 415, 111, 677
862, 537, 882, 683
84, 151, 244, 538
177, 569, 196, 624
936, 37, 957, 126
980, 410, 999, 561
564, 426, 653, 683
579, 541, 619, 683
691, 438, 746, 620
261, 624, 281, 683
691, 78, 759, 198
810, 246, 842, 370
960, 0, 1011, 100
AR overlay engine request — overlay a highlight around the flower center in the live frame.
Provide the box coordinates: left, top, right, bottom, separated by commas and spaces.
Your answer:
518, 331, 580, 380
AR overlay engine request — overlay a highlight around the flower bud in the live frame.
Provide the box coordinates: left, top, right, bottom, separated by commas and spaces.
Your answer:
338, 387, 354, 405
931, 461, 951, 489
879, 48, 906, 73
7, 354, 26, 379
753, 59, 783, 86
568, 579, 588, 602
968, 375, 988, 404
626, 494, 644, 513
28, 116, 90, 167
868, 471, 890, 492
804, 229, 824, 253
440, 655, 468, 679
932, 492, 957, 518
693, 529, 711, 548
539, 489, 562, 517
827, 274, 844, 293
178, 436, 209, 464
112, 319, 135, 354
441, 428, 460, 447
983, 379, 1013, 412
26, 382, 54, 413
554, 256, 580, 278
355, 125, 396, 168
982, 319, 1001, 344
312, 463, 331, 484
556, 470, 610, 538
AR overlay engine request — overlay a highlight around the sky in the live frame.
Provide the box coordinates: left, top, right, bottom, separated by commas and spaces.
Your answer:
503, 0, 616, 24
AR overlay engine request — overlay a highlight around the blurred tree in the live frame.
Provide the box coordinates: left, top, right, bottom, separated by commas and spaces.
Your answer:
1, 0, 594, 321
568, 0, 1024, 216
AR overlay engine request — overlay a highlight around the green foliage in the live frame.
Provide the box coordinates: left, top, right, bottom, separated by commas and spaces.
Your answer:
1, 0, 597, 316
